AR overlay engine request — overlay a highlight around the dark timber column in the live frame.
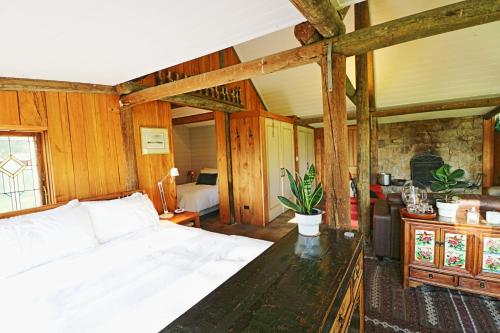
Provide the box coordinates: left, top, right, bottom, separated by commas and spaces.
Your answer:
355, 1, 371, 238
120, 107, 139, 190
321, 49, 350, 229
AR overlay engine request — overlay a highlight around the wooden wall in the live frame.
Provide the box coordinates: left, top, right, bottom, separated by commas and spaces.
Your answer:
0, 91, 126, 203
230, 116, 265, 225
314, 125, 358, 183
131, 101, 176, 212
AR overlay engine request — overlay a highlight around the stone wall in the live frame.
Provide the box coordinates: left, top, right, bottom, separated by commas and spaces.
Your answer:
377, 116, 483, 181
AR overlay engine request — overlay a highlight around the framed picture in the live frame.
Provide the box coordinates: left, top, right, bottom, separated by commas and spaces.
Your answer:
140, 127, 170, 155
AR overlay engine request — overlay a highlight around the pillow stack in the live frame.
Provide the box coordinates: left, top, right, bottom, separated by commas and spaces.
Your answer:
0, 192, 159, 279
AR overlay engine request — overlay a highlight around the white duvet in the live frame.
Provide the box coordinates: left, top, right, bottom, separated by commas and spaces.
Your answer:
176, 182, 219, 212
0, 223, 271, 333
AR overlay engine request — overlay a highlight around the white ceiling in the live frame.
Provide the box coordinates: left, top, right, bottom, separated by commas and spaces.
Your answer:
234, 0, 500, 124
0, 0, 304, 85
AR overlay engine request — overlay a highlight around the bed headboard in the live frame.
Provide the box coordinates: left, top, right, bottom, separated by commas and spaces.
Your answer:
0, 189, 145, 220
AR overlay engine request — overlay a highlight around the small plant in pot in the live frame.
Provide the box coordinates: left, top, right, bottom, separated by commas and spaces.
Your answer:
277, 164, 324, 236
430, 164, 468, 218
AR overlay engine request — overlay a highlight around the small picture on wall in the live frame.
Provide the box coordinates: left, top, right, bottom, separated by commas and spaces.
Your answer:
140, 127, 169, 155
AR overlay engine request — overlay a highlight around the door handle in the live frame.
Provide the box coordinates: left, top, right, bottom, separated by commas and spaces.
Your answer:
428, 273, 434, 279
280, 168, 285, 177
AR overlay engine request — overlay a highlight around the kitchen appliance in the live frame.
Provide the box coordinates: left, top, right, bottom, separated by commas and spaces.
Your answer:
378, 173, 392, 186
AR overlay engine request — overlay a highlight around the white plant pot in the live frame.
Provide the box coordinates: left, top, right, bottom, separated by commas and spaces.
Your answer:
295, 210, 323, 236
436, 200, 460, 218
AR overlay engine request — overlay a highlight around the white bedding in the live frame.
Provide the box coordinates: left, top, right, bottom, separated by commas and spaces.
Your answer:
176, 182, 219, 212
0, 223, 271, 333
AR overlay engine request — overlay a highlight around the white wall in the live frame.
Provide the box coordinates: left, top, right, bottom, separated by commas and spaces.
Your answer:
173, 124, 216, 184
173, 126, 192, 184
190, 125, 217, 173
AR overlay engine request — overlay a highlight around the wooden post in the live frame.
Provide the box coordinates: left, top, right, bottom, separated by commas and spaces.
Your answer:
370, 115, 379, 183
355, 1, 371, 237
483, 118, 495, 190
215, 111, 233, 224
119, 107, 139, 190
321, 49, 350, 230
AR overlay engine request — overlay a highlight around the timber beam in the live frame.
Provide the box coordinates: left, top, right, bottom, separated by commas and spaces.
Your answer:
0, 77, 116, 95
172, 112, 214, 125
120, 0, 500, 108
374, 94, 500, 118
483, 106, 500, 119
291, 0, 355, 105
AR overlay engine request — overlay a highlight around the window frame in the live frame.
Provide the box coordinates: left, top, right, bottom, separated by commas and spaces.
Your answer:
0, 129, 54, 212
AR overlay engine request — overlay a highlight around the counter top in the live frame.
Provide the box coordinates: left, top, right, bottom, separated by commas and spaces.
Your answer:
163, 227, 363, 332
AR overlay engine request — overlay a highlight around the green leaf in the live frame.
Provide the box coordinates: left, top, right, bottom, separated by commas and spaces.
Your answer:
430, 182, 446, 192
435, 165, 447, 179
309, 184, 324, 212
277, 196, 304, 213
448, 169, 465, 181
285, 169, 303, 205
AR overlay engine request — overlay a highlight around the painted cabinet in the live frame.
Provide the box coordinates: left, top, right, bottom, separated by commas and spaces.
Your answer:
297, 126, 315, 176
404, 218, 500, 297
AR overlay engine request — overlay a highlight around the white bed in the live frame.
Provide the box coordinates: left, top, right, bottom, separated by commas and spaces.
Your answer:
0, 194, 271, 333
176, 182, 219, 214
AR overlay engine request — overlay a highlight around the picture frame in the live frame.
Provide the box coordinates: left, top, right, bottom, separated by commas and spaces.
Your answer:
140, 127, 169, 155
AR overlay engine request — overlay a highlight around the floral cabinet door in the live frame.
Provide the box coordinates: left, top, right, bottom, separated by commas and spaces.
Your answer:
410, 224, 440, 268
439, 228, 473, 274
476, 232, 500, 278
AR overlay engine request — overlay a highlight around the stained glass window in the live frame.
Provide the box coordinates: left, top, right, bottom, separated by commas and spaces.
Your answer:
0, 135, 44, 213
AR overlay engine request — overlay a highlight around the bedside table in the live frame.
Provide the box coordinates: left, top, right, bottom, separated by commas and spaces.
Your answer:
162, 211, 200, 228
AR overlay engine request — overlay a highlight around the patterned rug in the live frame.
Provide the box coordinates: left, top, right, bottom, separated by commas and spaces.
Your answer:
363, 258, 500, 333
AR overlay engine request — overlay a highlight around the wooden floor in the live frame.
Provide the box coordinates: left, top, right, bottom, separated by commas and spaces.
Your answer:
200, 210, 296, 242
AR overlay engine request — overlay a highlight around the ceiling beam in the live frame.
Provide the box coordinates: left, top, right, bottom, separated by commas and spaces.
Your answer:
0, 77, 116, 94
120, 0, 500, 108
373, 94, 500, 117
290, 0, 345, 36
291, 0, 356, 105
172, 112, 214, 125
483, 106, 500, 119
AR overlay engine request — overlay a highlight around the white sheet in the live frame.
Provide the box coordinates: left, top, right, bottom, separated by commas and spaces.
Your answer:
176, 182, 219, 212
0, 223, 271, 333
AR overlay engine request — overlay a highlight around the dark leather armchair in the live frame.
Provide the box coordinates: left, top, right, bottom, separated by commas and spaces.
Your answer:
372, 193, 500, 260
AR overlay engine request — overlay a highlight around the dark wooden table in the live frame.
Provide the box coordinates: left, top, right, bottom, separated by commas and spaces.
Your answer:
163, 227, 364, 332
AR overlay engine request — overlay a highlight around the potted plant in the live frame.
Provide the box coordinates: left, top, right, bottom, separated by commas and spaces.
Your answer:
430, 164, 468, 218
277, 164, 324, 236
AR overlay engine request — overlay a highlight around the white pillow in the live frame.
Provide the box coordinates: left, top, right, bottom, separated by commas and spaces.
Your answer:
121, 193, 159, 225
200, 168, 217, 174
83, 194, 158, 243
0, 201, 97, 278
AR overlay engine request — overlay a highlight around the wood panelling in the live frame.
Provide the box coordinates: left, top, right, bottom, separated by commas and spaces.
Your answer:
0, 91, 21, 125
132, 101, 176, 212
128, 47, 266, 113
0, 91, 127, 203
230, 116, 265, 225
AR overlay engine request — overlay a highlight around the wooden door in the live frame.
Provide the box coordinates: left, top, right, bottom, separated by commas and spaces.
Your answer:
297, 128, 307, 175
266, 118, 283, 221
439, 227, 474, 275
409, 223, 441, 269
280, 121, 295, 203
475, 232, 500, 279
297, 126, 315, 175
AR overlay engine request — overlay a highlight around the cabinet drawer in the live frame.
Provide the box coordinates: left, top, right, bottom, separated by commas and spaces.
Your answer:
351, 255, 362, 293
330, 283, 352, 333
410, 268, 456, 287
459, 277, 500, 296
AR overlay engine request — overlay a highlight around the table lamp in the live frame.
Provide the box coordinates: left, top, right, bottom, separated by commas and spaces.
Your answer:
158, 167, 179, 219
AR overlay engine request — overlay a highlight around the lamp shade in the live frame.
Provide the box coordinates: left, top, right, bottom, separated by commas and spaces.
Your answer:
169, 167, 179, 177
